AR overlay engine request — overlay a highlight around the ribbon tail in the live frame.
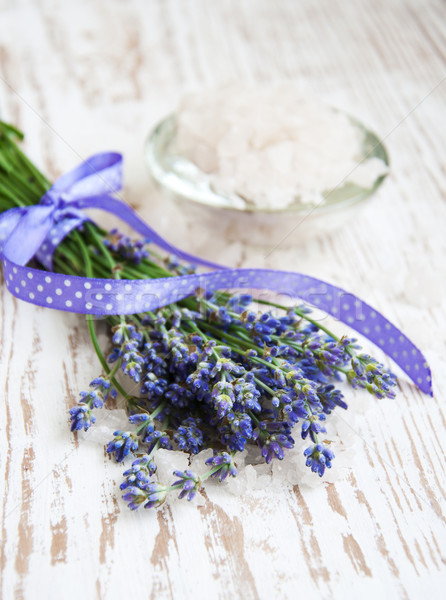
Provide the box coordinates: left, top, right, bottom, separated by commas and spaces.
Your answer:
128, 267, 433, 396
51, 152, 123, 197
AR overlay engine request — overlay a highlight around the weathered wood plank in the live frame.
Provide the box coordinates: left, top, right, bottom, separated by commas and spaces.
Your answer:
1, 0, 445, 598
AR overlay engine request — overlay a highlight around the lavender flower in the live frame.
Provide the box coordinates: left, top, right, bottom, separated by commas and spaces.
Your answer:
253, 421, 295, 463
173, 417, 204, 454
144, 429, 172, 453
212, 381, 235, 418
107, 431, 139, 462
69, 404, 95, 432
120, 456, 155, 491
69, 375, 117, 432
304, 443, 335, 477
143, 483, 169, 509
172, 470, 201, 501
104, 229, 149, 264
122, 486, 149, 511
206, 452, 238, 481
301, 416, 327, 442
348, 354, 397, 399
121, 340, 144, 383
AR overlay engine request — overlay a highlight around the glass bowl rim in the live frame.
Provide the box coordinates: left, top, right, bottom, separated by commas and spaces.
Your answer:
145, 112, 389, 216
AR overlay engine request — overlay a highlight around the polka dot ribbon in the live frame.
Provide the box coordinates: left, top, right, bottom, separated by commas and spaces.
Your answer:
0, 153, 432, 395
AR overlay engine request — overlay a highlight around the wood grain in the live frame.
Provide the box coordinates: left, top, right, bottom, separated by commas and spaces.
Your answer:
1, 0, 446, 598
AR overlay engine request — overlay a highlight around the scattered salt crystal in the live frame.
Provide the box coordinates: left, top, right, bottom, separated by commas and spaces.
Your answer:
175, 84, 388, 210
244, 465, 258, 488
83, 395, 372, 500
189, 448, 214, 476
225, 478, 245, 496
78, 408, 128, 445
254, 475, 270, 490
154, 448, 189, 481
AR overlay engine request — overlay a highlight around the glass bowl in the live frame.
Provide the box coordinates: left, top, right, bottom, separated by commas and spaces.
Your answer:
145, 113, 389, 247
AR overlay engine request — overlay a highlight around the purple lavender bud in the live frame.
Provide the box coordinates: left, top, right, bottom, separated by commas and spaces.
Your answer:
171, 470, 200, 502
107, 431, 139, 462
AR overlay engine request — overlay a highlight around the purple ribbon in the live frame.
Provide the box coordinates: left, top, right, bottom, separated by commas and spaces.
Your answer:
0, 153, 432, 395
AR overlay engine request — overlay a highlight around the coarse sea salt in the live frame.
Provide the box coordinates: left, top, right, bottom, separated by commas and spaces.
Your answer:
175, 84, 388, 211
92, 390, 372, 501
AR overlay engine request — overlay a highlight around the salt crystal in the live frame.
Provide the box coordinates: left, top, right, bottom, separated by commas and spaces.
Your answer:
154, 448, 190, 481
244, 464, 258, 488
78, 408, 128, 445
84, 396, 372, 500
189, 448, 214, 476
256, 475, 272, 489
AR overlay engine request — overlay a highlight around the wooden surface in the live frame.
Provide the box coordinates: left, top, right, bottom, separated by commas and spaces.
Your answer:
1, 0, 446, 598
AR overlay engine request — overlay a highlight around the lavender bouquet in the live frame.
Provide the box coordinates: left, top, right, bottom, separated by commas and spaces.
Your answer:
0, 122, 398, 511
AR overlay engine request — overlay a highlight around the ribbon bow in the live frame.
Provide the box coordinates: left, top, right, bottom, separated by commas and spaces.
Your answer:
0, 153, 433, 396
0, 153, 123, 269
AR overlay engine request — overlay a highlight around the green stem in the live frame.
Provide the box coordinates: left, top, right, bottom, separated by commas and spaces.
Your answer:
71, 225, 130, 399
85, 222, 115, 273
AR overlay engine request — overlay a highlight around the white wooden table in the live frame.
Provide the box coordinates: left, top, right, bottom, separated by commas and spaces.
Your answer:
1, 1, 445, 598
